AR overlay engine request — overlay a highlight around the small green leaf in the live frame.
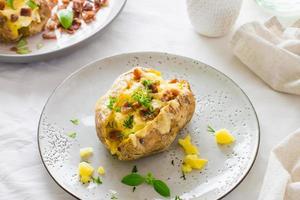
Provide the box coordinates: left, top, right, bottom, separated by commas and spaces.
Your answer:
110, 194, 118, 200
107, 96, 117, 110
207, 125, 215, 134
57, 9, 73, 29
67, 132, 76, 138
70, 118, 79, 125
17, 38, 27, 48
121, 173, 145, 186
153, 180, 171, 197
26, 0, 38, 9
92, 176, 102, 185
16, 47, 31, 54
131, 165, 138, 173
6, 0, 15, 9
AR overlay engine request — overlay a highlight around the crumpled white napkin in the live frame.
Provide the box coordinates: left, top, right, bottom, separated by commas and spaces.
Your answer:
231, 17, 300, 95
259, 128, 300, 200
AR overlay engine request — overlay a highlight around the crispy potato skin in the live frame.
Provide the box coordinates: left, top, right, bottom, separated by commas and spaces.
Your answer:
95, 68, 196, 160
0, 0, 50, 42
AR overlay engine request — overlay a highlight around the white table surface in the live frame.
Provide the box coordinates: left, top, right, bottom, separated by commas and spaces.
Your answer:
1, 0, 300, 199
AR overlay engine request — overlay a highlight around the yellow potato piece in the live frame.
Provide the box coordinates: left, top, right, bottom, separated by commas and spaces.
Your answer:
97, 166, 105, 175
215, 129, 235, 144
178, 134, 199, 155
78, 162, 94, 184
182, 163, 192, 173
80, 147, 93, 160
183, 155, 207, 170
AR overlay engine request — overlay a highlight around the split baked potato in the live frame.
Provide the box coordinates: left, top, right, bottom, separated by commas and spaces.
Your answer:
95, 67, 196, 160
0, 0, 50, 42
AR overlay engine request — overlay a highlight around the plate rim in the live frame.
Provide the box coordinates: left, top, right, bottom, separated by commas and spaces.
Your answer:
37, 51, 260, 200
0, 0, 127, 62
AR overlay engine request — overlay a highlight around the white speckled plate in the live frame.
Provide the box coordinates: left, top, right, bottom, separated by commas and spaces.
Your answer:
0, 0, 126, 63
38, 52, 260, 200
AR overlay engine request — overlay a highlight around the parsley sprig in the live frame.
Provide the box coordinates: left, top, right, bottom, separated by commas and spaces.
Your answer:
107, 96, 121, 112
207, 125, 216, 134
92, 176, 102, 185
132, 88, 152, 109
123, 115, 134, 129
121, 171, 171, 197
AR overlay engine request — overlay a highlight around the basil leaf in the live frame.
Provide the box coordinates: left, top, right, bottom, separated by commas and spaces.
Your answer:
121, 173, 145, 186
153, 180, 170, 197
7, 0, 15, 9
57, 9, 73, 29
145, 172, 155, 185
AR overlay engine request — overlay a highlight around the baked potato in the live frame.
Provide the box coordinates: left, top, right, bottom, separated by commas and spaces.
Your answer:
0, 0, 50, 42
95, 67, 196, 160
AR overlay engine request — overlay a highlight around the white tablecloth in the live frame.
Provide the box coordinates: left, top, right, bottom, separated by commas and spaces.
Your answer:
0, 0, 300, 199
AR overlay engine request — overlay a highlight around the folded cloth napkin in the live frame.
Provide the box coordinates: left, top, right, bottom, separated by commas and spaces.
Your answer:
231, 17, 300, 95
259, 128, 300, 200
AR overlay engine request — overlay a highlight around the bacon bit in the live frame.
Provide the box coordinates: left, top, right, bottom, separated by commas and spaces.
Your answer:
101, 0, 108, 6
133, 68, 142, 81
121, 102, 133, 114
148, 82, 159, 93
132, 102, 141, 109
161, 89, 179, 102
10, 46, 18, 51
42, 31, 57, 39
62, 0, 69, 4
109, 130, 122, 140
72, 18, 81, 30
94, 0, 101, 9
46, 20, 57, 31
20, 8, 32, 17
51, 14, 58, 21
66, 28, 75, 34
169, 79, 178, 83
82, 11, 95, 23
0, 1, 5, 10
10, 14, 18, 22
73, 0, 83, 12
83, 2, 93, 11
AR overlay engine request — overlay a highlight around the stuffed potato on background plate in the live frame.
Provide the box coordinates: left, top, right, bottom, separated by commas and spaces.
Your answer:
38, 52, 259, 200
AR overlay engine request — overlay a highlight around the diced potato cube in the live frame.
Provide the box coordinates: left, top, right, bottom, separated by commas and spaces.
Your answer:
215, 129, 235, 144
97, 166, 105, 175
80, 147, 93, 159
78, 162, 94, 184
184, 155, 207, 170
178, 134, 199, 155
182, 163, 192, 173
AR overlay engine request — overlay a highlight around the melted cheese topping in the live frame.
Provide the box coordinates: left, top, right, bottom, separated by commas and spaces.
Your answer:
0, 0, 41, 39
105, 68, 189, 152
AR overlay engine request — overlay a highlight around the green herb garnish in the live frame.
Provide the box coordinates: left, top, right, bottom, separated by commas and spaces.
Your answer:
123, 115, 134, 129
57, 9, 73, 29
7, 0, 15, 9
132, 88, 152, 108
175, 195, 183, 200
70, 118, 79, 125
110, 194, 118, 200
107, 96, 117, 110
67, 132, 76, 138
153, 180, 170, 197
15, 38, 31, 54
26, 0, 38, 9
121, 173, 145, 186
207, 125, 216, 134
92, 176, 102, 185
121, 171, 171, 197
132, 165, 138, 173
142, 79, 153, 89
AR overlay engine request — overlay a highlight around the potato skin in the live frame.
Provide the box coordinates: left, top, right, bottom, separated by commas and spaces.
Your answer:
0, 0, 50, 42
95, 68, 196, 160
